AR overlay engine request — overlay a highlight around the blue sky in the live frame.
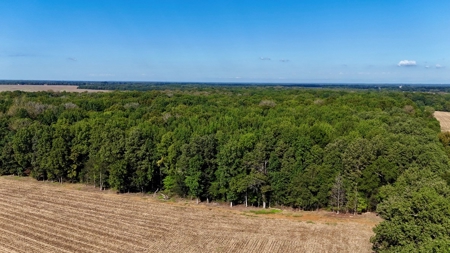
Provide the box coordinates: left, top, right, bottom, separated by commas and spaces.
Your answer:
1, 0, 449, 83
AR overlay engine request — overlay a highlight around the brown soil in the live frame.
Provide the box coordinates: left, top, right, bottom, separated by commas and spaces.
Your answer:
0, 85, 109, 93
434, 111, 450, 132
0, 176, 380, 252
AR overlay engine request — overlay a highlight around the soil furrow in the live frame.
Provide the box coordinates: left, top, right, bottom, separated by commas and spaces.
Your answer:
0, 177, 377, 252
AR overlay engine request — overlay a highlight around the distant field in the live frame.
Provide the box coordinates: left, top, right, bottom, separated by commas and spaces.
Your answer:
434, 111, 450, 132
0, 85, 108, 93
0, 177, 378, 253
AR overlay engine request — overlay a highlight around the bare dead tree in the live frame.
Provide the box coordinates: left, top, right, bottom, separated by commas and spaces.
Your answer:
330, 173, 345, 214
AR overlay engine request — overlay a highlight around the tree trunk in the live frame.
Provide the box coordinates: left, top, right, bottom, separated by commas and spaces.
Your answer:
159, 167, 162, 188
230, 201, 233, 208
245, 192, 248, 208
262, 193, 266, 209
336, 193, 340, 214
354, 184, 358, 214
99, 172, 103, 191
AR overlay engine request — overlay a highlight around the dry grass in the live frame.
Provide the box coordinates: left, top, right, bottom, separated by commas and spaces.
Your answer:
0, 85, 108, 93
0, 176, 378, 253
434, 111, 450, 132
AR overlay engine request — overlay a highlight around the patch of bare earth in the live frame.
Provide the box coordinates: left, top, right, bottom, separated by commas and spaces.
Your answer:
434, 111, 450, 132
0, 85, 108, 93
0, 176, 379, 253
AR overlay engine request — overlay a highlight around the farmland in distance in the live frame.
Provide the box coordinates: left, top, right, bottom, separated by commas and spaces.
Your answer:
0, 176, 379, 253
434, 111, 450, 132
0, 85, 108, 93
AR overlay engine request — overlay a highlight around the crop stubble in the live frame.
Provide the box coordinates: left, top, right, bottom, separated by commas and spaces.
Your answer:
0, 177, 374, 252
0, 85, 108, 93
434, 111, 450, 132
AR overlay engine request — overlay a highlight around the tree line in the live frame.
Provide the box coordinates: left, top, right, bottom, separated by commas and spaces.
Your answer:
0, 87, 449, 251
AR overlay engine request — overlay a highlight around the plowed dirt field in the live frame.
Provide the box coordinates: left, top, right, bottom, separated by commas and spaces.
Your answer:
0, 177, 379, 252
434, 111, 450, 132
0, 85, 108, 93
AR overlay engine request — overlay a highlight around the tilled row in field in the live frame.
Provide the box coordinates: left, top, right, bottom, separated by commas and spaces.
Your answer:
434, 111, 450, 132
0, 85, 108, 93
0, 178, 374, 252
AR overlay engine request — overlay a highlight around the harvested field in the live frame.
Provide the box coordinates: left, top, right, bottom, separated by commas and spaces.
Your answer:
0, 176, 379, 253
434, 111, 450, 132
0, 85, 108, 93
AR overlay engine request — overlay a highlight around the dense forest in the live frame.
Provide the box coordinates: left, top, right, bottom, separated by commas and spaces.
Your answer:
0, 87, 450, 251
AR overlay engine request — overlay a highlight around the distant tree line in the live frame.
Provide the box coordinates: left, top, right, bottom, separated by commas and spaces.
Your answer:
3, 79, 450, 93
0, 87, 449, 251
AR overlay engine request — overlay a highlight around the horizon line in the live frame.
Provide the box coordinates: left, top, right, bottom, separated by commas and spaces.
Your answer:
1, 79, 450, 86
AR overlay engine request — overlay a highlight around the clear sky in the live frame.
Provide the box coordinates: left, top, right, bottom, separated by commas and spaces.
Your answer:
1, 0, 449, 83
